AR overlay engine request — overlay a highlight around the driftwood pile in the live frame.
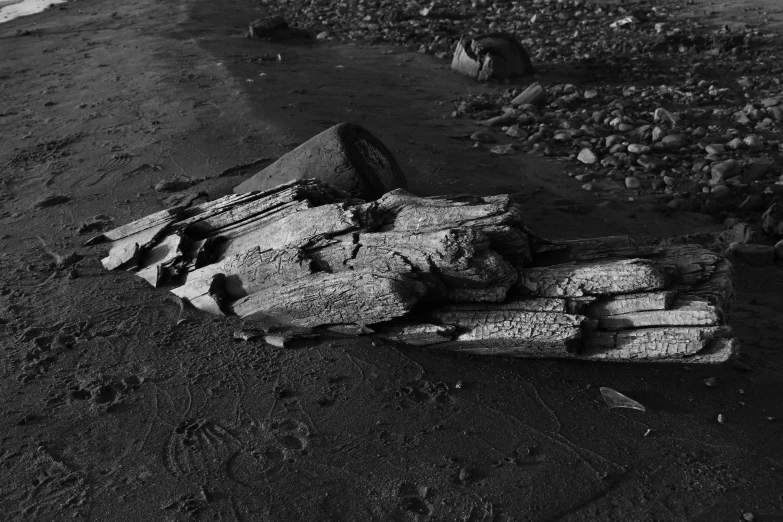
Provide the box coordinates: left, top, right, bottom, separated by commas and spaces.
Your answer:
92, 179, 738, 363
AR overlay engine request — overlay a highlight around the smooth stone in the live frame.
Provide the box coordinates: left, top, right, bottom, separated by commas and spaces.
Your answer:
661, 134, 686, 148
577, 148, 598, 164
553, 133, 572, 142
726, 138, 744, 150
607, 169, 625, 181
584, 90, 598, 99
627, 144, 648, 154
617, 123, 633, 132
652, 126, 665, 142
711, 185, 731, 199
625, 176, 641, 189
762, 98, 781, 107
769, 106, 783, 122
575, 173, 594, 182
605, 134, 622, 147
582, 182, 595, 191
705, 144, 725, 155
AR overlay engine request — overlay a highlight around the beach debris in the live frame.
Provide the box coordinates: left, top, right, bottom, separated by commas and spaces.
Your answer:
490, 144, 516, 155
511, 83, 545, 106
247, 15, 312, 40
451, 33, 534, 81
600, 387, 646, 412
34, 192, 70, 208
234, 123, 407, 200
96, 179, 739, 364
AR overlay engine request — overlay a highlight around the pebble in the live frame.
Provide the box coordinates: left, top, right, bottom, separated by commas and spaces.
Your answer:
577, 148, 597, 165
704, 144, 725, 155
661, 135, 686, 149
717, 413, 727, 424
711, 185, 731, 199
726, 138, 744, 150
617, 123, 633, 132
710, 159, 739, 184
775, 240, 783, 260
744, 135, 763, 149
627, 144, 648, 154
625, 176, 641, 189
574, 173, 594, 182
703, 377, 718, 387
316, 31, 330, 39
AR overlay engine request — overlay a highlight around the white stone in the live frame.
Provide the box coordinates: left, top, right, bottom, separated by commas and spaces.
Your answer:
577, 148, 598, 164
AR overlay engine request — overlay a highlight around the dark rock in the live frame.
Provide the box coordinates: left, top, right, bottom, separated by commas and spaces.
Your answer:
234, 123, 407, 200
761, 203, 783, 237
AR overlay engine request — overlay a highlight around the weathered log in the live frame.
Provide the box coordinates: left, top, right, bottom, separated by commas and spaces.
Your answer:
96, 179, 739, 364
594, 297, 721, 330
368, 190, 532, 267
305, 227, 517, 302
88, 207, 185, 245
431, 308, 586, 345
231, 270, 427, 327
511, 82, 545, 106
517, 259, 668, 297
234, 123, 407, 200
135, 233, 183, 287
582, 326, 735, 362
451, 33, 534, 81
101, 220, 174, 270
586, 291, 675, 317
172, 247, 312, 308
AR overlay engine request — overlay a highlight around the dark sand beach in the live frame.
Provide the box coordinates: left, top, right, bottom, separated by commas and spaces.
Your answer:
1, 0, 782, 520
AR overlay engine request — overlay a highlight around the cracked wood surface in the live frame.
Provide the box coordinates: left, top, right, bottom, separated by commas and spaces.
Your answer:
307, 228, 517, 302
595, 297, 721, 330
583, 325, 735, 362
231, 269, 428, 327
172, 247, 312, 306
586, 291, 675, 317
517, 258, 668, 297
97, 180, 739, 363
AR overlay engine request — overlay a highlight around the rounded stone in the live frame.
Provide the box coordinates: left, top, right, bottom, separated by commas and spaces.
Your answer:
577, 148, 598, 164
625, 176, 641, 189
